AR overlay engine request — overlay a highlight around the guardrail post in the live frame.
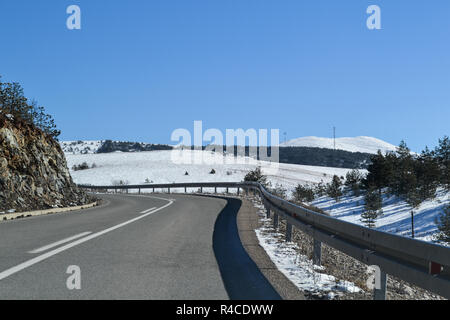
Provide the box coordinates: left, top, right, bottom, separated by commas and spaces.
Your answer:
215, 187, 217, 194
185, 186, 187, 193
237, 187, 240, 195
152, 187, 155, 193
264, 205, 270, 218
286, 222, 293, 242
168, 187, 170, 194
313, 239, 322, 266
138, 188, 141, 194
273, 213, 279, 229
374, 269, 387, 300
200, 187, 203, 193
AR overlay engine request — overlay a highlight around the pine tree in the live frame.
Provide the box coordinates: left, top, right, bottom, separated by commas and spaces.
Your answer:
434, 136, 450, 191
294, 184, 315, 202
364, 151, 395, 192
405, 188, 422, 238
390, 141, 417, 198
327, 175, 343, 202
415, 147, 440, 201
362, 187, 383, 228
345, 169, 363, 196
314, 180, 327, 197
435, 204, 450, 244
244, 167, 268, 188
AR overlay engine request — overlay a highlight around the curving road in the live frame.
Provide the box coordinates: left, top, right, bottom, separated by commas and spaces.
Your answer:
0, 193, 281, 300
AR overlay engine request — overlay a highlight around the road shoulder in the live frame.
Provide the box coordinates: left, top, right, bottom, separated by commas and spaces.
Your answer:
0, 201, 99, 222
236, 198, 306, 300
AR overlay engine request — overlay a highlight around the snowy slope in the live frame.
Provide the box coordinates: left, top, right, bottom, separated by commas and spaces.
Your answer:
66, 149, 353, 191
309, 189, 449, 243
281, 136, 397, 154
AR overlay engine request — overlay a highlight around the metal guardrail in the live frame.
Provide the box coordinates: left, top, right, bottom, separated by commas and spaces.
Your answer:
79, 181, 450, 299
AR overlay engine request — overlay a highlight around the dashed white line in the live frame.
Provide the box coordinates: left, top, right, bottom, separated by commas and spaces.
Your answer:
0, 198, 174, 281
28, 232, 92, 254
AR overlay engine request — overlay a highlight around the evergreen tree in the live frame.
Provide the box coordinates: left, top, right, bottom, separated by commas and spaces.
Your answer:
327, 175, 343, 202
390, 141, 417, 197
293, 184, 315, 203
364, 151, 395, 192
314, 180, 327, 197
244, 167, 268, 188
415, 147, 440, 201
405, 188, 422, 238
434, 136, 450, 191
435, 204, 450, 244
362, 187, 383, 228
345, 169, 363, 196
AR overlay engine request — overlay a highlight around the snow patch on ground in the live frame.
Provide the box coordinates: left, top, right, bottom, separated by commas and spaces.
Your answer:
253, 206, 362, 299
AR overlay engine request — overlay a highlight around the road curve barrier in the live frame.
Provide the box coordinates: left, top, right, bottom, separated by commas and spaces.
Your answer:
79, 182, 450, 299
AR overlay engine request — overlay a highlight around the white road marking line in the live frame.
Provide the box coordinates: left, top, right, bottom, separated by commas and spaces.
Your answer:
28, 232, 92, 254
140, 207, 156, 214
0, 199, 174, 281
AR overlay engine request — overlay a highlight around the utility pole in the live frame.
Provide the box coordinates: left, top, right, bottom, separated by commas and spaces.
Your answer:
333, 126, 336, 150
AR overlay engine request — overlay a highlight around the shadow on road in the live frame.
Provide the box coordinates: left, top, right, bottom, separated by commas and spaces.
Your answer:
212, 197, 282, 300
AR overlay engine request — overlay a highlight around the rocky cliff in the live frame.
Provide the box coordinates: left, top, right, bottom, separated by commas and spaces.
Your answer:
0, 115, 91, 212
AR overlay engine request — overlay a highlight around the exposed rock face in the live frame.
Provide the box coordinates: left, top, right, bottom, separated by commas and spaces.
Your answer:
0, 116, 90, 212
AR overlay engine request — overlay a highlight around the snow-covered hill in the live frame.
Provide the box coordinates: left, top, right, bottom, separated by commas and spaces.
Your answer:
281, 136, 397, 154
60, 140, 103, 154
66, 149, 352, 191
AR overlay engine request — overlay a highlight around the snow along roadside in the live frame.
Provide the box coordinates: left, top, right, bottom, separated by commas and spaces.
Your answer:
251, 199, 363, 300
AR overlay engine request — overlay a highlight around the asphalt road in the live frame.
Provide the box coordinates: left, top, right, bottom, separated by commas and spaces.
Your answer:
0, 193, 280, 300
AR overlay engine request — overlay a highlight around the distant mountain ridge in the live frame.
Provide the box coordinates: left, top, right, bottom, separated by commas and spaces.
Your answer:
60, 140, 172, 155
280, 136, 397, 154
62, 139, 376, 169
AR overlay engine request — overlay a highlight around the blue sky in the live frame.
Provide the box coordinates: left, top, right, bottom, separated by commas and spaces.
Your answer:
0, 0, 449, 152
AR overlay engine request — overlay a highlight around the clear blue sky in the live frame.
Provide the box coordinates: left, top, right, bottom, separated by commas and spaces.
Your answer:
0, 0, 449, 152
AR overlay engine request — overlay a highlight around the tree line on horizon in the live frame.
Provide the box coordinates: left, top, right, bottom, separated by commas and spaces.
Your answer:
203, 144, 372, 169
